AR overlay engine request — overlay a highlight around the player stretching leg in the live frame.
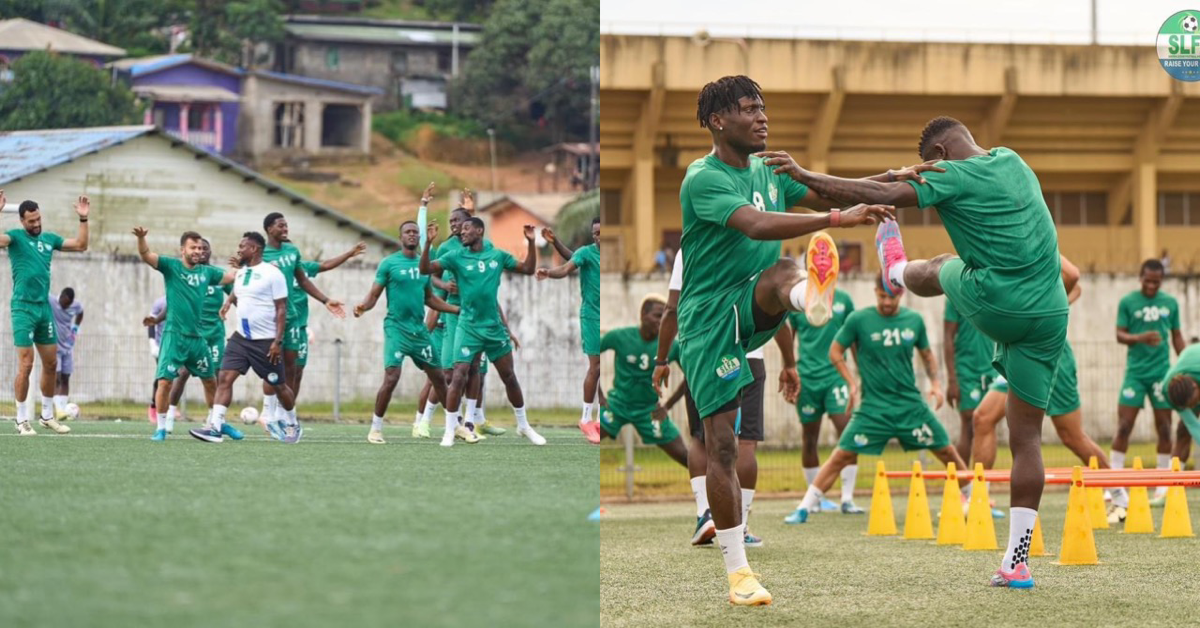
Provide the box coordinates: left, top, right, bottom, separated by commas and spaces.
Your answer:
658, 76, 893, 606
1, 191, 90, 435
421, 219, 542, 446
1112, 259, 1185, 506
775, 116, 1070, 588
355, 220, 459, 443
538, 219, 602, 443
49, 287, 83, 419
133, 228, 236, 442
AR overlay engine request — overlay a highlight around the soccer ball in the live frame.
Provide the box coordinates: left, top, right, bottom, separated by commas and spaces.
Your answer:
1184, 15, 1198, 32
240, 407, 260, 424
65, 403, 80, 419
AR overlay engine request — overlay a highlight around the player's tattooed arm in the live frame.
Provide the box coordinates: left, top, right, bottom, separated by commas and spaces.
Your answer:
419, 223, 444, 276
320, 242, 367, 272
294, 264, 345, 318
541, 227, 574, 260
61, 195, 90, 252
535, 259, 576, 281
919, 347, 944, 409
353, 282, 385, 318
513, 225, 538, 275
829, 339, 859, 413
424, 287, 459, 315
756, 150, 921, 208
131, 226, 159, 268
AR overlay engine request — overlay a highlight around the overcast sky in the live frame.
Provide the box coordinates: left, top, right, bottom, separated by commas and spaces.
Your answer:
600, 0, 1188, 45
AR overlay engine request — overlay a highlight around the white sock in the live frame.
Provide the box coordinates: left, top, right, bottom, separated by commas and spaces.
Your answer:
581, 402, 593, 424
515, 406, 529, 430
787, 279, 809, 311
799, 484, 823, 510
53, 395, 67, 411
16, 396, 26, 423
741, 488, 755, 526
1158, 453, 1171, 470
715, 526, 750, 573
1110, 450, 1126, 469
156, 411, 166, 430
464, 398, 478, 425
286, 407, 298, 427
414, 411, 422, 425
889, 260, 909, 288
422, 402, 438, 425
446, 410, 461, 433
1002, 507, 1037, 571
372, 414, 383, 431
690, 476, 709, 516
262, 394, 278, 421
964, 481, 973, 500
476, 397, 487, 424
166, 405, 177, 431
212, 404, 227, 429
1112, 487, 1130, 508
41, 395, 53, 420
840, 464, 858, 503
22, 398, 34, 423
803, 466, 819, 488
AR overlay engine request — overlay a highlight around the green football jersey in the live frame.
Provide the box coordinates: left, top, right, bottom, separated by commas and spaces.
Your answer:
6, 229, 64, 303
157, 256, 226, 338
293, 260, 322, 327
602, 326, 665, 419
436, 236, 495, 306
1118, 290, 1180, 380
263, 242, 302, 321
906, 147, 1068, 319
571, 243, 600, 320
435, 245, 516, 328
678, 154, 808, 341
375, 253, 429, 333
945, 298, 996, 378
198, 268, 231, 337
1163, 344, 1200, 409
788, 289, 854, 383
835, 307, 930, 415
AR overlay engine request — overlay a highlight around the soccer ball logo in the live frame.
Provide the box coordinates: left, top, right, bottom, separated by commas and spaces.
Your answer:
1183, 15, 1198, 32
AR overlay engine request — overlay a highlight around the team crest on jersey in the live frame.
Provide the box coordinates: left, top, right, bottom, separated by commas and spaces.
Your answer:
768, 182, 778, 206
715, 355, 742, 381
801, 404, 816, 416
626, 355, 637, 363
854, 433, 869, 446
833, 303, 845, 314
461, 347, 471, 356
394, 351, 403, 359
489, 260, 499, 269
1122, 387, 1136, 399
1160, 306, 1170, 317
970, 389, 982, 401
870, 332, 882, 342
1134, 310, 1144, 319
901, 329, 915, 343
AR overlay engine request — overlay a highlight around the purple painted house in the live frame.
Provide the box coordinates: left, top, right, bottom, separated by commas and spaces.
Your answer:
110, 55, 242, 155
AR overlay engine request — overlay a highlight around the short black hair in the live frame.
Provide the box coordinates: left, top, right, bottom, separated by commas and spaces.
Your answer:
465, 217, 485, 231
1168, 374, 1196, 409
592, 218, 600, 226
1140, 259, 1165, 276
180, 231, 203, 246
242, 231, 266, 249
918, 116, 965, 158
263, 212, 285, 231
400, 220, 419, 231
696, 75, 763, 129
18, 200, 38, 218
450, 208, 471, 220
60, 287, 75, 300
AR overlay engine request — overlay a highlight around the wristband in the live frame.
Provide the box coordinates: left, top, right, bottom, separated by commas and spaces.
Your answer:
655, 360, 669, 367
79, 218, 88, 223
829, 209, 840, 227
887, 170, 896, 182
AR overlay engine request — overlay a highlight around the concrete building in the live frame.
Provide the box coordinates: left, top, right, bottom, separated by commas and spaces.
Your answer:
0, 18, 125, 82
478, 193, 580, 259
276, 15, 481, 110
600, 36, 1200, 274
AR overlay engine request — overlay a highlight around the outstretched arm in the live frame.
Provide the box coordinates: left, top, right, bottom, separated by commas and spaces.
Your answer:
295, 264, 345, 318
424, 287, 459, 315
514, 225, 537, 275
353, 282, 385, 318
419, 224, 444, 275
131, 227, 159, 269
757, 151, 920, 208
541, 227, 574, 259
61, 195, 90, 252
536, 260, 576, 281
319, 242, 367, 272
726, 203, 894, 241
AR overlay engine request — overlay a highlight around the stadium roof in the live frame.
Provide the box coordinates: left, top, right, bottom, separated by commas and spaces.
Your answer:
0, 18, 126, 57
0, 126, 400, 247
284, 15, 481, 46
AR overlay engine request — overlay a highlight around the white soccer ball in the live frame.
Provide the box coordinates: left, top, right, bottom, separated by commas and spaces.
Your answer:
65, 403, 80, 419
1184, 15, 1198, 32
240, 407, 260, 424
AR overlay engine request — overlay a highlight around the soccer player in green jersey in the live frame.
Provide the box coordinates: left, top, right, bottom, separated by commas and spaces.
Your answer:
355, 220, 459, 444
662, 76, 897, 606
1162, 345, 1200, 447
421, 218, 541, 446
1112, 258, 1186, 505
944, 297, 999, 465
536, 218, 601, 444
786, 286, 860, 515
597, 295, 688, 464
132, 227, 236, 441
1, 190, 90, 436
766, 116, 1071, 588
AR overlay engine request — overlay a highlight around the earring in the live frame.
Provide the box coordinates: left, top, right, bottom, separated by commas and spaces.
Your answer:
718, 126, 723, 131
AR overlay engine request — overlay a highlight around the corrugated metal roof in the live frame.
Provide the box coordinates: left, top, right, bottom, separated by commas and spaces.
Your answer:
108, 53, 242, 77
252, 70, 384, 96
284, 22, 481, 46
0, 18, 125, 57
133, 84, 240, 102
0, 126, 400, 248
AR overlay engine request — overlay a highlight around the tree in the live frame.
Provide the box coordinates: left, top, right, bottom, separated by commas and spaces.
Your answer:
414, 0, 495, 22
0, 51, 141, 131
0, 0, 190, 58
189, 0, 284, 67
554, 189, 599, 250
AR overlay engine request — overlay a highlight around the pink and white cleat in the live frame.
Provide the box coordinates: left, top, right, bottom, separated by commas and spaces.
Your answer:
989, 562, 1034, 589
875, 219, 908, 297
804, 231, 839, 327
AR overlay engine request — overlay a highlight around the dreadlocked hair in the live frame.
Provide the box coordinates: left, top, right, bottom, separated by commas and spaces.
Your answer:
696, 76, 763, 129
1168, 374, 1197, 409
917, 116, 964, 158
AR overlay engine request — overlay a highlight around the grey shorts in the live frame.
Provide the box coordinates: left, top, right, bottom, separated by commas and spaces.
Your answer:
56, 348, 74, 375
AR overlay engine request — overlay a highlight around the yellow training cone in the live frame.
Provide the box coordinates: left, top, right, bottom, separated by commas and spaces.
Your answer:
962, 463, 998, 550
1087, 456, 1109, 529
1160, 457, 1194, 539
866, 460, 897, 536
1123, 456, 1154, 534
903, 461, 934, 540
1056, 466, 1099, 565
936, 462, 966, 545
1029, 516, 1047, 556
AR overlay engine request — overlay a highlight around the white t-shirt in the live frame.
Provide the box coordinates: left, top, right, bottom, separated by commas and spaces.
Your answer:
672, 249, 765, 359
233, 262, 288, 341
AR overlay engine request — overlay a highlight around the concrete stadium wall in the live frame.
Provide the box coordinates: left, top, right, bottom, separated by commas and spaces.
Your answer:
602, 271, 1200, 448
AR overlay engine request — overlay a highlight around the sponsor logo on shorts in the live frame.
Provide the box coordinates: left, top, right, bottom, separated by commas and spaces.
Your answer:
1122, 387, 1136, 399
461, 347, 471, 356
394, 351, 403, 359
267, 372, 279, 384
801, 404, 816, 416
715, 355, 742, 381
970, 389, 982, 401
854, 433, 869, 446
167, 365, 177, 373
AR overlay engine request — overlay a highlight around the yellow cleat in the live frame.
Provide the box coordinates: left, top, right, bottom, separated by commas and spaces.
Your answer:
728, 568, 772, 606
39, 418, 70, 434
367, 429, 386, 444
54, 408, 70, 421
411, 422, 431, 439
454, 425, 480, 444
16, 421, 36, 436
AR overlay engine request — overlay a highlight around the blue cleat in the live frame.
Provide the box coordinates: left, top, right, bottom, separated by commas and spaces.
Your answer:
189, 427, 223, 443
266, 420, 287, 441
991, 508, 1006, 519
283, 423, 304, 444
783, 507, 810, 524
819, 498, 839, 512
588, 508, 602, 522
743, 530, 764, 548
151, 429, 167, 441
219, 424, 244, 441
841, 501, 865, 514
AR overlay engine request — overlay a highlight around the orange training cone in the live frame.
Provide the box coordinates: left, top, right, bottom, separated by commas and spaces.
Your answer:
1123, 456, 1154, 534
1160, 457, 1194, 538
962, 463, 998, 551
1087, 456, 1108, 529
903, 461, 934, 540
936, 462, 966, 545
1056, 466, 1099, 565
1029, 516, 1047, 556
866, 460, 897, 536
